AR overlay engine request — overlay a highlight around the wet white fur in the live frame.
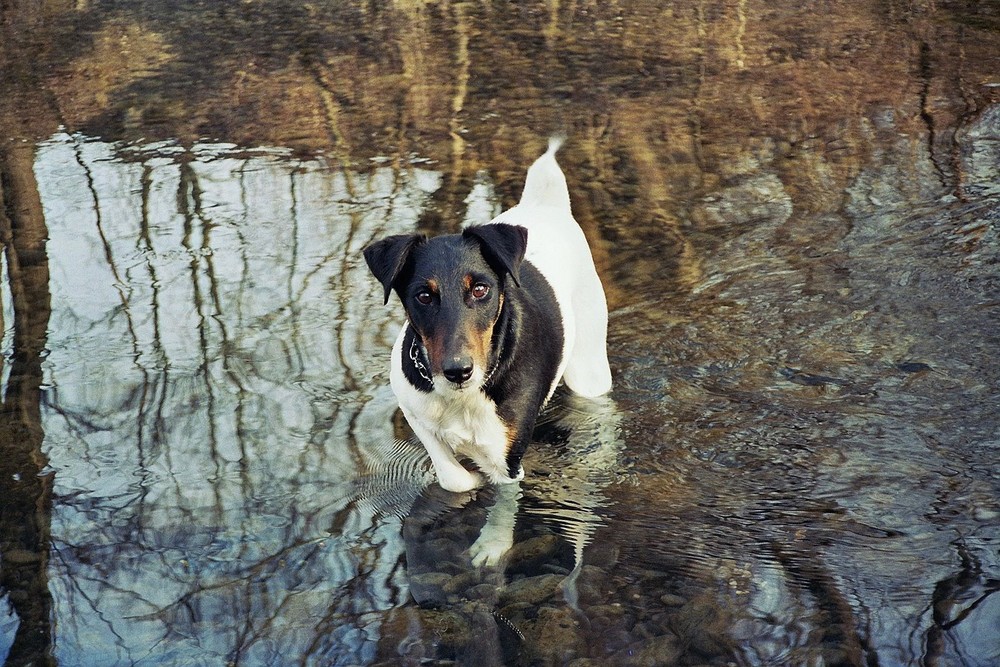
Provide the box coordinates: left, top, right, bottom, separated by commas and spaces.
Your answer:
390, 138, 612, 493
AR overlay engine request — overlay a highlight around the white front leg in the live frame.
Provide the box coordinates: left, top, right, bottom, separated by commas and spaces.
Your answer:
404, 410, 483, 493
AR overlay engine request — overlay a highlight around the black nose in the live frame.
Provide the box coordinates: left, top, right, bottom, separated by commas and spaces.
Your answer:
443, 359, 474, 385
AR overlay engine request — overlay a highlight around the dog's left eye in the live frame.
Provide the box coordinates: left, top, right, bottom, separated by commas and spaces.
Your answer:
471, 283, 490, 300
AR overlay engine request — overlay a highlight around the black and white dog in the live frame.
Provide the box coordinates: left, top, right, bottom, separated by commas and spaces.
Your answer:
364, 138, 612, 493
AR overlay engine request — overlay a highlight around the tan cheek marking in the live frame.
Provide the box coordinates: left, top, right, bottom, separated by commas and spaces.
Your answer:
423, 333, 445, 375
488, 293, 505, 368
478, 324, 493, 374
464, 319, 492, 373
473, 293, 503, 377
472, 292, 504, 376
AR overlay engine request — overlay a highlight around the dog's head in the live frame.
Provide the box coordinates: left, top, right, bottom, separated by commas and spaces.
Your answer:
364, 224, 528, 390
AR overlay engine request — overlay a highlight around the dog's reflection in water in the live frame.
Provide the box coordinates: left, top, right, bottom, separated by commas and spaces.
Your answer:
401, 390, 623, 609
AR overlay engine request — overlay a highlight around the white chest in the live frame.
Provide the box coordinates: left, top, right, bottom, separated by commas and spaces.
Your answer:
412, 386, 507, 454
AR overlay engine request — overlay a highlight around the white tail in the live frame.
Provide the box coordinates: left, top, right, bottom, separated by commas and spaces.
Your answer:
518, 136, 571, 210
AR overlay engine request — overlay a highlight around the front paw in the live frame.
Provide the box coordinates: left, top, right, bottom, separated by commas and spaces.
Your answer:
437, 468, 484, 493
484, 464, 524, 486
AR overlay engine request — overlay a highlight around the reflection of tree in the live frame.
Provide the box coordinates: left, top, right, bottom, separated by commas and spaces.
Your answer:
0, 5, 59, 660
922, 541, 1000, 666
26, 136, 440, 663
0, 140, 55, 666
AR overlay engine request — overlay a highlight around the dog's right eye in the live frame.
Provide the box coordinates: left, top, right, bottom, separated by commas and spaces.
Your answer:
415, 290, 433, 305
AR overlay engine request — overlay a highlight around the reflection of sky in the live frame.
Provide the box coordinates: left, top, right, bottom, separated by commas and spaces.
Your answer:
0, 247, 13, 397
33, 133, 453, 664
0, 597, 14, 664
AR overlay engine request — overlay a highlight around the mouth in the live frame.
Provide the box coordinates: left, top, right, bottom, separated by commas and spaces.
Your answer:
441, 377, 472, 392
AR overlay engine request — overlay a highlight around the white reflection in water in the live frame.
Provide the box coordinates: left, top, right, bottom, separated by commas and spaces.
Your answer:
0, 248, 13, 398
34, 132, 445, 664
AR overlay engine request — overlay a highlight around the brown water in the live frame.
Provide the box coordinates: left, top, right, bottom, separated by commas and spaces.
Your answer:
2, 1, 999, 665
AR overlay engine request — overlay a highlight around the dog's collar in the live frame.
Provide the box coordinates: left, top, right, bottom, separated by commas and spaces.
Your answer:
482, 293, 506, 388
482, 355, 501, 388
408, 334, 433, 385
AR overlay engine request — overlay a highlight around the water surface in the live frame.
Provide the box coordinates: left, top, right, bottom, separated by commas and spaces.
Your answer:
1, 1, 999, 665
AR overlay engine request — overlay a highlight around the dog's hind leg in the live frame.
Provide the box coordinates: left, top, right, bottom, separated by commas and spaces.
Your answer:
561, 288, 612, 398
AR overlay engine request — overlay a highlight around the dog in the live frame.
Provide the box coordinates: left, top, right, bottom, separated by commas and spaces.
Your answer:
364, 137, 612, 493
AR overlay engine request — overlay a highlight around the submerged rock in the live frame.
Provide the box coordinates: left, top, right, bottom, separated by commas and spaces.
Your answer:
611, 633, 683, 666
669, 594, 737, 661
504, 533, 563, 575
499, 573, 565, 607
521, 605, 587, 665
375, 602, 512, 666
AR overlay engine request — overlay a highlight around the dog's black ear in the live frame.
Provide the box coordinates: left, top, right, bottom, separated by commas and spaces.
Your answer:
463, 224, 528, 287
363, 234, 425, 304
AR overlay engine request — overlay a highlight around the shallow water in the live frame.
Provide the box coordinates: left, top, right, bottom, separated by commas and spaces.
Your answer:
2, 1, 1000, 665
